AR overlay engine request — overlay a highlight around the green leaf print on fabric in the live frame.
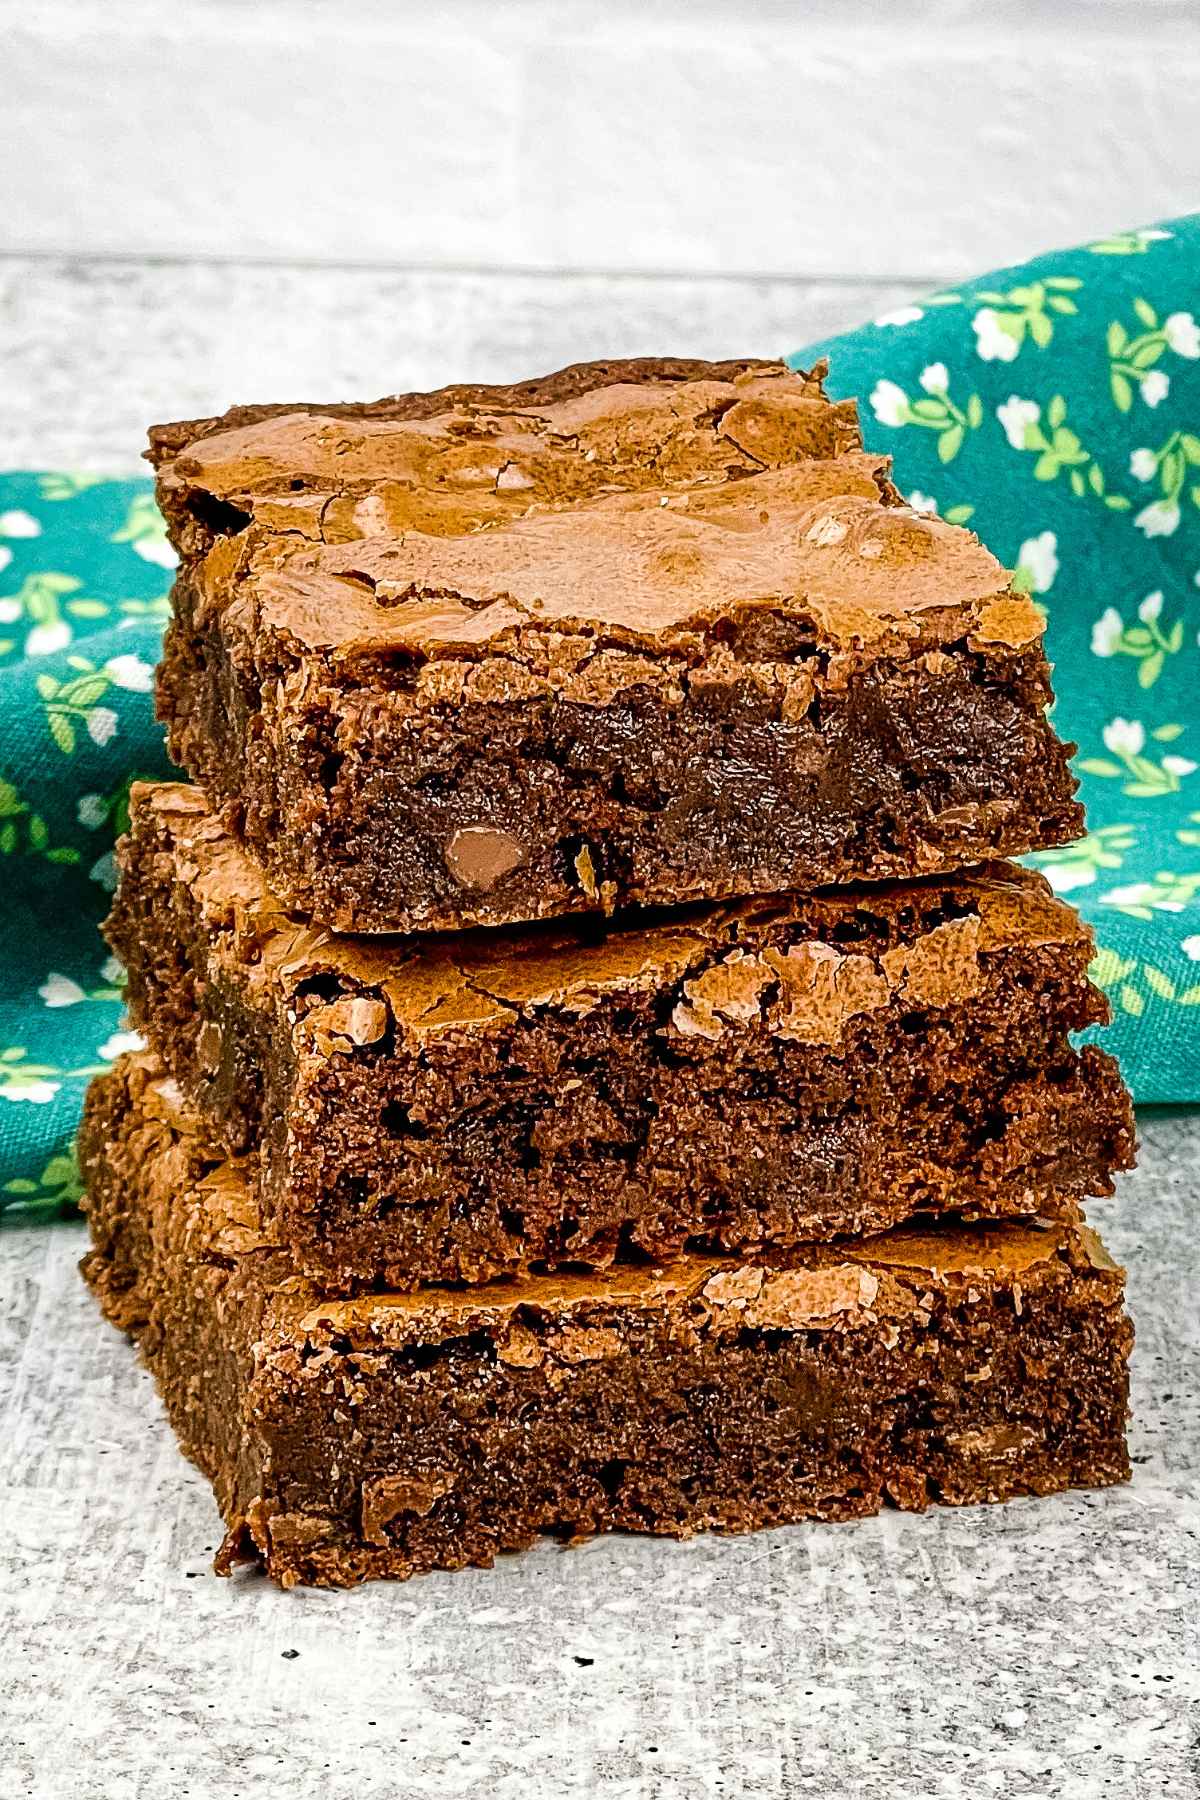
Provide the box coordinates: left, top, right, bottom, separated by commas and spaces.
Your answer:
1127, 429, 1200, 537
1107, 302, 1200, 412
111, 492, 177, 569
869, 365, 984, 462
37, 473, 105, 502
0, 777, 81, 863
1090, 590, 1185, 687
796, 210, 1200, 1103
1027, 824, 1138, 894
969, 278, 1082, 361
0, 473, 175, 1217
1097, 870, 1200, 919
1077, 719, 1197, 797
1088, 228, 1175, 256
2, 1146, 82, 1222
997, 395, 1132, 508
1090, 948, 1200, 1017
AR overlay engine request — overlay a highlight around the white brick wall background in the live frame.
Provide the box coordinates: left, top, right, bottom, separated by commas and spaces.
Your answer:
4, 0, 1199, 279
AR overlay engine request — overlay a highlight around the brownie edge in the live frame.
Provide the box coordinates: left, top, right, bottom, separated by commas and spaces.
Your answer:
80, 1054, 1133, 1589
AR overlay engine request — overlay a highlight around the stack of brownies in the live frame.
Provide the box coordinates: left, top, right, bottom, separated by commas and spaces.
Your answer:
80, 358, 1137, 1589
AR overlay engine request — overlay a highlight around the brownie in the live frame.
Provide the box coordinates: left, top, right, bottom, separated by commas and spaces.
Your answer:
80, 1054, 1133, 1590
106, 782, 1134, 1292
148, 359, 1083, 934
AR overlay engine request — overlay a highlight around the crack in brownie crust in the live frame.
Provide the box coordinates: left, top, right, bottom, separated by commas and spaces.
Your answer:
147, 358, 859, 558
149, 360, 1083, 934
106, 783, 1135, 1292
80, 1056, 1134, 1590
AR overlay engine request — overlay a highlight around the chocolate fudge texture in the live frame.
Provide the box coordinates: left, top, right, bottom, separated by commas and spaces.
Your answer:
149, 359, 1083, 934
81, 1055, 1133, 1590
107, 781, 1134, 1292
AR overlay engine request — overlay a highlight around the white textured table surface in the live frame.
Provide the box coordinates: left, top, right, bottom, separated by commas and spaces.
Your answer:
0, 262, 1197, 1800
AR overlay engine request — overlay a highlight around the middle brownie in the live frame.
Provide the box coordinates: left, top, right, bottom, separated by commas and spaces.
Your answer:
109, 782, 1135, 1291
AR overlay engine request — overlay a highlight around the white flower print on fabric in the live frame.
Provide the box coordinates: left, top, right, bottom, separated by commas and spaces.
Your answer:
98, 1030, 145, 1062
870, 375, 982, 461
1092, 608, 1123, 656
1130, 448, 1158, 482
0, 1081, 60, 1105
1140, 369, 1170, 408
1164, 312, 1200, 357
972, 308, 1020, 363
1044, 862, 1093, 895
1016, 532, 1058, 595
997, 396, 1040, 450
1135, 501, 1181, 539
132, 539, 178, 569
111, 493, 177, 569
874, 306, 924, 328
90, 849, 118, 892
0, 510, 41, 538
1104, 718, 1145, 758
85, 707, 118, 747
999, 395, 1130, 508
965, 279, 1081, 359
25, 621, 71, 658
1030, 825, 1137, 895
1183, 936, 1200, 962
1090, 592, 1183, 686
104, 654, 154, 692
870, 380, 909, 427
903, 492, 975, 528
38, 975, 85, 1009
1101, 879, 1200, 916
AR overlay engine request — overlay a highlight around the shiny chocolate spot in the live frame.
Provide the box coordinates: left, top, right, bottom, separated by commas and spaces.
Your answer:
445, 826, 525, 891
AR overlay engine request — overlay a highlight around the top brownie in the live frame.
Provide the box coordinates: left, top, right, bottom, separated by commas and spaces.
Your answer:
149, 358, 1083, 934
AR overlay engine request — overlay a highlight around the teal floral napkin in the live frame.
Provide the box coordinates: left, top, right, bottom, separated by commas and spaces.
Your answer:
1, 216, 1197, 1218
796, 214, 1200, 1108
0, 480, 173, 1216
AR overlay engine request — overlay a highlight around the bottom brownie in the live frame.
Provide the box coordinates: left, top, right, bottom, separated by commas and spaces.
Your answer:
80, 1056, 1133, 1590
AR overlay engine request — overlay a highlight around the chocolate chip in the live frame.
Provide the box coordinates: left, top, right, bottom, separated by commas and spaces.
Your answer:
196, 1018, 223, 1074
445, 826, 525, 891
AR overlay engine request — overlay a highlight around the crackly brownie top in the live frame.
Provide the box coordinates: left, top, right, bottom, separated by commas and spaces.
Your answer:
122, 782, 1094, 1054
149, 358, 861, 547
218, 469, 1037, 669
107, 1050, 1122, 1353
160, 354, 1042, 671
